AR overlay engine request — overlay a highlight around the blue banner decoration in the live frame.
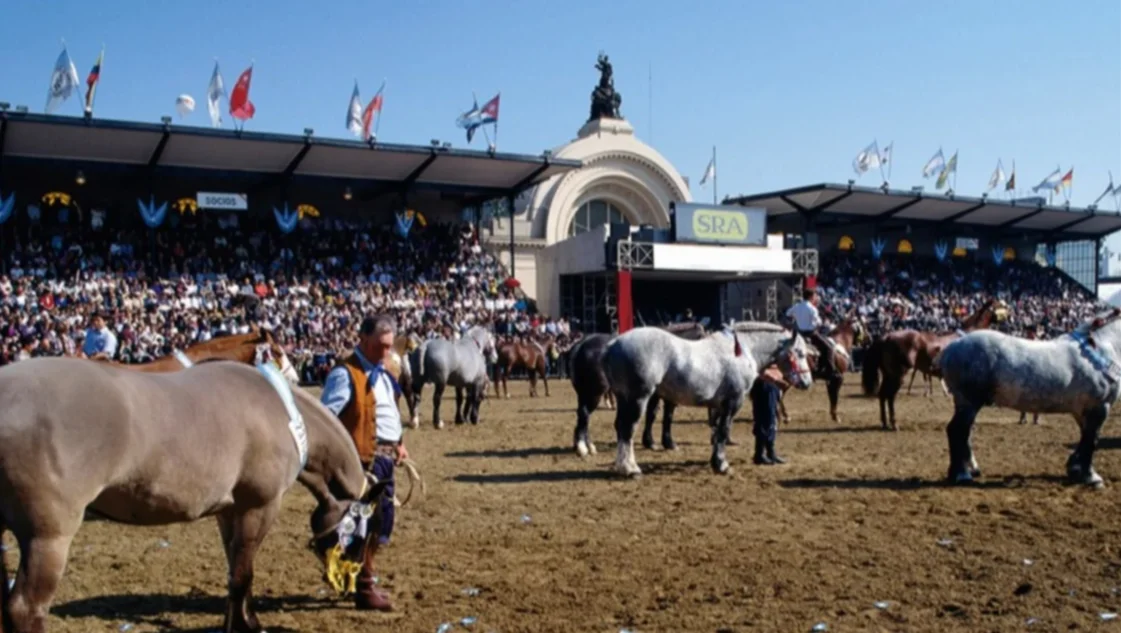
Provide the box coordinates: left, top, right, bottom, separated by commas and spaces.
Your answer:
992, 245, 1004, 266
1045, 245, 1057, 267
136, 195, 168, 228
934, 240, 949, 262
870, 237, 887, 260
273, 202, 299, 234
394, 209, 414, 238
0, 190, 14, 225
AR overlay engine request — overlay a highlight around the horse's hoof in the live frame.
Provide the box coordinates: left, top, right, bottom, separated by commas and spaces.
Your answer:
1086, 471, 1105, 488
662, 442, 678, 452
435, 420, 445, 430
576, 441, 589, 458
587, 442, 598, 456
614, 463, 642, 478
712, 461, 732, 475
948, 471, 974, 485
970, 468, 982, 479
504, 394, 511, 400
641, 438, 655, 451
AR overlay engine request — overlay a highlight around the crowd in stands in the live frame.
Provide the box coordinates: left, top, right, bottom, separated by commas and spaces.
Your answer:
0, 213, 573, 380
816, 252, 1105, 339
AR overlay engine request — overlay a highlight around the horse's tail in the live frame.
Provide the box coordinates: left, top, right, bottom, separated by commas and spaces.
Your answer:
861, 337, 883, 396
414, 341, 430, 386
0, 517, 11, 632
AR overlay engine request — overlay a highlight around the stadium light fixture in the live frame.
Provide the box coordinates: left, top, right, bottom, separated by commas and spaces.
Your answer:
75, 170, 86, 186
542, 149, 552, 158
981, 192, 988, 200
430, 139, 440, 147
879, 181, 889, 193
488, 143, 496, 155
160, 116, 171, 125
343, 186, 353, 201
304, 128, 314, 138
14, 105, 28, 113
911, 186, 923, 194
441, 142, 452, 150
1089, 204, 1099, 211
0, 103, 8, 112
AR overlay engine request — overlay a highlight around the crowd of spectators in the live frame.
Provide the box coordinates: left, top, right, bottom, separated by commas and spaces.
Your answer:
0, 214, 573, 379
815, 252, 1105, 339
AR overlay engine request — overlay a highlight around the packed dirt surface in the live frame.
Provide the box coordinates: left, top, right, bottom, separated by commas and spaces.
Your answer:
20, 379, 1121, 632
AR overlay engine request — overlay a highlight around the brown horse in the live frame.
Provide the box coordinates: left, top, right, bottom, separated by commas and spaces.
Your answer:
0, 358, 387, 633
494, 336, 557, 398
861, 299, 1001, 430
85, 327, 300, 383
775, 312, 867, 424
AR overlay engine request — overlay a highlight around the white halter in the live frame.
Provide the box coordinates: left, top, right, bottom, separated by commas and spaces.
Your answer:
257, 363, 308, 479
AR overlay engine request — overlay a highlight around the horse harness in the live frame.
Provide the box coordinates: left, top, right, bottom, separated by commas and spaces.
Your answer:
1070, 330, 1121, 384
256, 363, 309, 480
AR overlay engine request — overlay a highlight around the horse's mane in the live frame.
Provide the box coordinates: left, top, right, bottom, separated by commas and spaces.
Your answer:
660, 322, 704, 334
727, 321, 786, 334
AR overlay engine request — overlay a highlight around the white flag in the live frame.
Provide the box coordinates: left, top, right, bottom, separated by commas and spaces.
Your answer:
45, 46, 80, 114
922, 148, 945, 178
700, 156, 715, 186
987, 159, 1006, 191
852, 141, 881, 175
207, 61, 226, 128
346, 81, 363, 137
1032, 166, 1062, 193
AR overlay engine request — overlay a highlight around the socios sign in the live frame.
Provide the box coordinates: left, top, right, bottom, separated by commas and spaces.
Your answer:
197, 191, 249, 211
672, 202, 767, 246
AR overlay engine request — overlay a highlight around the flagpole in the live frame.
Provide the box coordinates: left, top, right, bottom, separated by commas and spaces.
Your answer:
876, 140, 887, 186
473, 91, 493, 148
373, 79, 386, 142
492, 91, 501, 152
952, 149, 958, 193
712, 145, 718, 205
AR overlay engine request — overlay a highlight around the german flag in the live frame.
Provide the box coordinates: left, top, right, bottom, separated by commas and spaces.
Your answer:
84, 48, 103, 115
1058, 167, 1074, 192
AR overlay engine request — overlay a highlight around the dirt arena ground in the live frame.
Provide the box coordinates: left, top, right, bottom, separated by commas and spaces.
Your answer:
20, 378, 1121, 632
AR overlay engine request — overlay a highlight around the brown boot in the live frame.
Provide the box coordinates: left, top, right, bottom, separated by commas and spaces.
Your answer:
354, 545, 393, 611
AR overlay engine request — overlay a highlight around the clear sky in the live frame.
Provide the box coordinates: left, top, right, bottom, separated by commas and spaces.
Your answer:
1, 1, 1119, 225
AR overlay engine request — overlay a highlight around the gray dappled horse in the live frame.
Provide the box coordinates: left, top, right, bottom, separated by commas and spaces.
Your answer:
568, 322, 707, 458
0, 358, 388, 633
939, 308, 1121, 487
408, 325, 498, 429
601, 323, 815, 476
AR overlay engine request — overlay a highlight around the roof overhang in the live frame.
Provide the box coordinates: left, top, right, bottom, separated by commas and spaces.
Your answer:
725, 183, 1121, 241
0, 111, 581, 198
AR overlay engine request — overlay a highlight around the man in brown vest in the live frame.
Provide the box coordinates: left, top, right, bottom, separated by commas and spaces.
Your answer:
320, 314, 408, 611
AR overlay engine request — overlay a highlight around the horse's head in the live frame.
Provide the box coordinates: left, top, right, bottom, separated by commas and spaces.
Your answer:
774, 331, 814, 390
255, 329, 300, 385
471, 327, 498, 364
307, 471, 392, 594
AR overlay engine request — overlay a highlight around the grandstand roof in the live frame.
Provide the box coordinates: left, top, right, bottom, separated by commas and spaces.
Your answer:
725, 183, 1121, 241
0, 111, 581, 198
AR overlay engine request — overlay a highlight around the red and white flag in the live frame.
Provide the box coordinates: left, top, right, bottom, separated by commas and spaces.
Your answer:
229, 65, 256, 121
361, 82, 385, 140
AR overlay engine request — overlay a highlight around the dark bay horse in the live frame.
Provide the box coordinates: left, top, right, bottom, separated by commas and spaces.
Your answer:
569, 322, 706, 457
493, 336, 558, 398
861, 299, 1001, 430
774, 313, 867, 424
0, 358, 387, 633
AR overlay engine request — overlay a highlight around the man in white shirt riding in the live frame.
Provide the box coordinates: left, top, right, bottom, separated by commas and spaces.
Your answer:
785, 288, 835, 376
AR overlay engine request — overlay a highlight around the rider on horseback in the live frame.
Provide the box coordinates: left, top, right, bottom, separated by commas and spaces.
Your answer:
785, 288, 836, 377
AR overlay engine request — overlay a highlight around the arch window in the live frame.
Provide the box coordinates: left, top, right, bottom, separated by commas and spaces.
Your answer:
568, 200, 628, 237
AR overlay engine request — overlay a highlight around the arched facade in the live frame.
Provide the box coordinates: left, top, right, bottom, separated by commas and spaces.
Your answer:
497, 118, 692, 303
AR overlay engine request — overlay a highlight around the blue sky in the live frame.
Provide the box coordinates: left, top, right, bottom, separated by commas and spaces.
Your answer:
1, 1, 1119, 216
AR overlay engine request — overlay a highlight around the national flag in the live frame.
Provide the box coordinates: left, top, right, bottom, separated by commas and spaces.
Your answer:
207, 61, 226, 128
922, 148, 945, 179
346, 81, 363, 137
1032, 167, 1062, 193
456, 93, 500, 143
1057, 167, 1073, 192
84, 47, 104, 115
361, 82, 385, 141
45, 46, 81, 114
852, 141, 881, 175
987, 159, 1005, 191
935, 151, 958, 190
1093, 177, 1116, 205
1005, 162, 1016, 191
700, 154, 715, 186
229, 65, 255, 121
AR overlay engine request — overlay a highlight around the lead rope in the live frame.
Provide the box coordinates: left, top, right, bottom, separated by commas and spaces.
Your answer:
393, 458, 426, 508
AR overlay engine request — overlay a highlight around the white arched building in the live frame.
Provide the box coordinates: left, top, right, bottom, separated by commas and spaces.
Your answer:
488, 117, 692, 312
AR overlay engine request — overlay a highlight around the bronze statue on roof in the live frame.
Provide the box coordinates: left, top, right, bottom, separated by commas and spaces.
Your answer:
589, 52, 623, 122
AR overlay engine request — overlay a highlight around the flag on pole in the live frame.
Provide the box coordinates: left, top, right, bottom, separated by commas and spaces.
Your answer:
852, 141, 881, 175
346, 81, 363, 137
1032, 167, 1062, 193
700, 153, 715, 186
987, 159, 1006, 191
361, 82, 385, 140
229, 65, 256, 121
880, 142, 893, 166
1005, 162, 1016, 191
922, 148, 945, 178
1093, 176, 1116, 205
207, 61, 226, 128
83, 47, 104, 116
935, 151, 958, 189
456, 93, 500, 143
1057, 167, 1073, 193
45, 45, 81, 114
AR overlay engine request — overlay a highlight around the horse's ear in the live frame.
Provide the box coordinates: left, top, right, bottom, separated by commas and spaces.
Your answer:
733, 334, 743, 358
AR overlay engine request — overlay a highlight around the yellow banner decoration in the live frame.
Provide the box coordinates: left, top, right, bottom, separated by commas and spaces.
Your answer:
405, 209, 427, 227
296, 204, 320, 220
174, 198, 199, 215
41, 192, 72, 207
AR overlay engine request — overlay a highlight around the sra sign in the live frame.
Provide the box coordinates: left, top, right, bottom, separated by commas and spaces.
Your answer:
672, 203, 767, 246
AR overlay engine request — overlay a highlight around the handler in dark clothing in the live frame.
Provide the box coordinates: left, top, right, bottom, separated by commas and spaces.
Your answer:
751, 365, 786, 465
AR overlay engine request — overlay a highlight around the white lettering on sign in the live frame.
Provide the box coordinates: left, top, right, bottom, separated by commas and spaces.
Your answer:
197, 192, 248, 211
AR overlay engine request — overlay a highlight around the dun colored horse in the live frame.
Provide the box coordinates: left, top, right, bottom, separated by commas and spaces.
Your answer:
87, 327, 300, 383
0, 358, 387, 633
773, 312, 867, 424
861, 299, 1001, 430
493, 336, 558, 398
